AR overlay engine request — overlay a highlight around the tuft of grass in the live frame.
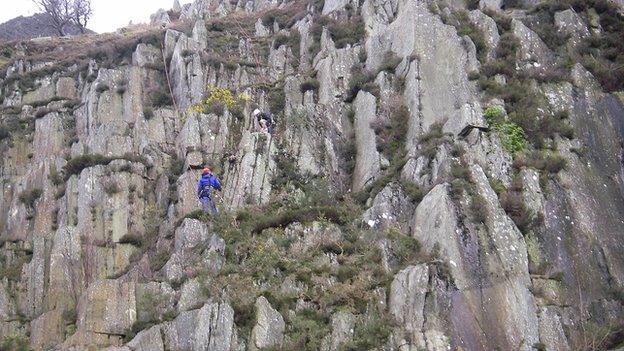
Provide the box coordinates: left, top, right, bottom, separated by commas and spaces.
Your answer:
418, 123, 448, 161
372, 103, 410, 162
300, 78, 320, 93
149, 251, 170, 272
118, 233, 144, 247
378, 51, 402, 74
514, 151, 567, 174
346, 63, 379, 102
143, 105, 154, 119
95, 83, 110, 93
149, 90, 173, 108
311, 15, 366, 50
63, 154, 113, 180
19, 188, 43, 209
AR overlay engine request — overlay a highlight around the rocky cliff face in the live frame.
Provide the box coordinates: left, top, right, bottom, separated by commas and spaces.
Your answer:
0, 0, 623, 350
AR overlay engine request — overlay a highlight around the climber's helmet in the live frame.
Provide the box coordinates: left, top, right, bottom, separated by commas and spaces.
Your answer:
202, 167, 211, 175
253, 109, 261, 117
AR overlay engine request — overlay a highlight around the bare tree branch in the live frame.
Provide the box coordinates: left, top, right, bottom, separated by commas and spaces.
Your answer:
31, 0, 92, 36
72, 0, 92, 34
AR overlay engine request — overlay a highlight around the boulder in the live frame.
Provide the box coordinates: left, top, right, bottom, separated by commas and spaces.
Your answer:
126, 325, 165, 351
174, 218, 210, 252
178, 278, 206, 312
469, 10, 500, 60
323, 311, 355, 351
250, 296, 285, 349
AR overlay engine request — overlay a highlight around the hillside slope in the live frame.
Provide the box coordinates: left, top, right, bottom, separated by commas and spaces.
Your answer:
0, 0, 623, 350
0, 13, 89, 43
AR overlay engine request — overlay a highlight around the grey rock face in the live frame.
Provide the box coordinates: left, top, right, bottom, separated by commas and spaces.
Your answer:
223, 131, 276, 209
389, 264, 429, 349
352, 91, 380, 191
363, 0, 482, 154
151, 9, 171, 26
412, 184, 469, 288
362, 183, 415, 231
162, 301, 238, 351
555, 9, 590, 39
322, 0, 350, 14
178, 278, 206, 312
2, 0, 623, 349
174, 218, 210, 252
323, 311, 355, 351
250, 296, 285, 349
194, 301, 238, 351
315, 41, 360, 106
511, 19, 556, 71
479, 0, 502, 11
469, 10, 500, 60
538, 307, 570, 351
75, 280, 137, 335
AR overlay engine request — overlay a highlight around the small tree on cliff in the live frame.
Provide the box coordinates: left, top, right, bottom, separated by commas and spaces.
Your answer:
32, 0, 92, 35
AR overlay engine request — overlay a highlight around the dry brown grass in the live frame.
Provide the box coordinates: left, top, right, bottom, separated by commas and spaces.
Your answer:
0, 25, 164, 73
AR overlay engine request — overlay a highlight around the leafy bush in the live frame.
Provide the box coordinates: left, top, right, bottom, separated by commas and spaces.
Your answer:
102, 179, 121, 195
484, 105, 505, 123
26, 107, 42, 121
484, 105, 528, 155
0, 126, 10, 140
492, 121, 527, 154
189, 86, 251, 114
0, 335, 30, 351
341, 313, 393, 350
570, 0, 624, 91
273, 33, 291, 49
0, 254, 30, 281
470, 194, 488, 224
481, 32, 520, 76
372, 103, 409, 162
261, 4, 309, 28
400, 179, 423, 204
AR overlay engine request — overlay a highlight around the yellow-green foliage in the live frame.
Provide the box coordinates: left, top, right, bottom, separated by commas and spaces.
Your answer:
188, 85, 252, 114
484, 105, 527, 155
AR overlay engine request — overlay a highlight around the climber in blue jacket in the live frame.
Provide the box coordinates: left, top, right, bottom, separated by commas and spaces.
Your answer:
197, 167, 222, 214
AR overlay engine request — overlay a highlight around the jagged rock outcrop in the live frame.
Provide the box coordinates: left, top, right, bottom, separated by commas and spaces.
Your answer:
250, 296, 285, 350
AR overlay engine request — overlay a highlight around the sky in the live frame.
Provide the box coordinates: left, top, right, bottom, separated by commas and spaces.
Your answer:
0, 0, 194, 33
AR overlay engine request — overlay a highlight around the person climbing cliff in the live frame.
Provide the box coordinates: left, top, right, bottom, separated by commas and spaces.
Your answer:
253, 109, 274, 134
197, 167, 222, 214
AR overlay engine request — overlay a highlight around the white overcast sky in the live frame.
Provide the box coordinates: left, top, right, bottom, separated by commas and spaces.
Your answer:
0, 0, 194, 33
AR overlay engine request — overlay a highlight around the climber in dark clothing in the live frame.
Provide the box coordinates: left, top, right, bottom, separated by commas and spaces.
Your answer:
253, 109, 274, 134
197, 167, 222, 214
